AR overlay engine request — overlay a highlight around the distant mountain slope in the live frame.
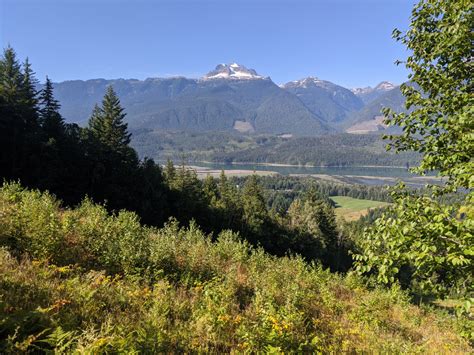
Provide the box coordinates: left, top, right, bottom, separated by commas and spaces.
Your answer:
53, 77, 198, 125
49, 64, 406, 136
351, 81, 397, 104
345, 85, 406, 133
346, 116, 388, 134
130, 130, 420, 167
209, 133, 419, 167
52, 64, 331, 136
283, 77, 364, 124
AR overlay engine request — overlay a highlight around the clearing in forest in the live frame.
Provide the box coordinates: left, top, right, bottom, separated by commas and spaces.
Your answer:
330, 196, 390, 221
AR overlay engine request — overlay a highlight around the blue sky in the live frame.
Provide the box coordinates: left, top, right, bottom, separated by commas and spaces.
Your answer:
1, 0, 416, 88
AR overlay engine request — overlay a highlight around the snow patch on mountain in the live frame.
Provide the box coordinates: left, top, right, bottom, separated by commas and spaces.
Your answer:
351, 81, 396, 95
203, 63, 265, 80
283, 77, 337, 90
351, 86, 373, 95
375, 81, 396, 91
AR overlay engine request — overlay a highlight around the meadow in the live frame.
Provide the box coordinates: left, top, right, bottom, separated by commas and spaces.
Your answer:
330, 196, 391, 221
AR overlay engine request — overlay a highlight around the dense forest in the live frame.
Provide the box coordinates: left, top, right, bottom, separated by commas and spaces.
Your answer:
230, 175, 392, 213
0, 0, 472, 351
131, 129, 421, 167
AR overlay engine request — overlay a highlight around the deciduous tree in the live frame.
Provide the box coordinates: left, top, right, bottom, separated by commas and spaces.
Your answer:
355, 0, 473, 299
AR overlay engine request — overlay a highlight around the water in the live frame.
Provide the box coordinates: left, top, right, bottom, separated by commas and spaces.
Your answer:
187, 162, 441, 187
193, 162, 416, 178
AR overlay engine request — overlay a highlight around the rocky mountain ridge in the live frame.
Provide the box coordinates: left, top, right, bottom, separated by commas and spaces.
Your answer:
50, 63, 403, 136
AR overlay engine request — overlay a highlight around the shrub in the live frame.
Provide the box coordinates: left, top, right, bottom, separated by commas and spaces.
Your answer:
0, 182, 471, 352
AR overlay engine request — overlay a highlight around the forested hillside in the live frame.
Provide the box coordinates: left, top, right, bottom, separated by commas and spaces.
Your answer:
48, 65, 400, 137
282, 77, 364, 124
209, 133, 419, 166
49, 70, 331, 136
131, 130, 420, 167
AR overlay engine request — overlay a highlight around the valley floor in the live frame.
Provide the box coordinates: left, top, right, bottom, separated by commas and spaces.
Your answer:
330, 196, 391, 221
190, 163, 443, 187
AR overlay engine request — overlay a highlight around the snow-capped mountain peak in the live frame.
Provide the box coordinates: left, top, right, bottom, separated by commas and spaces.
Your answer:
351, 81, 398, 104
374, 81, 396, 91
350, 86, 372, 95
283, 77, 333, 89
351, 81, 396, 95
203, 63, 265, 80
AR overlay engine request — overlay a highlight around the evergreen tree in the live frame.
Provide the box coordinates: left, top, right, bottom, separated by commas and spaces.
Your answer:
89, 86, 131, 154
0, 47, 23, 104
21, 57, 40, 128
217, 170, 242, 227
36, 76, 78, 198
135, 157, 168, 225
39, 76, 65, 139
172, 163, 207, 222
0, 47, 41, 182
202, 174, 219, 206
163, 159, 176, 183
0, 47, 24, 178
217, 170, 239, 207
286, 189, 343, 269
84, 86, 138, 210
241, 175, 268, 235
87, 104, 101, 134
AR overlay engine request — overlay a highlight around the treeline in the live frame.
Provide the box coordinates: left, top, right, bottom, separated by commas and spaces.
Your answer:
211, 134, 420, 167
0, 47, 353, 271
231, 176, 391, 213
130, 129, 259, 162
0, 47, 168, 225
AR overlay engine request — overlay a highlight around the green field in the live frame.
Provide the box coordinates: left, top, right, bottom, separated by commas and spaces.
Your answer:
330, 196, 390, 221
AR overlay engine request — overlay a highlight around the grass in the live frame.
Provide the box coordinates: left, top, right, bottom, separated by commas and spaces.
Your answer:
330, 196, 390, 221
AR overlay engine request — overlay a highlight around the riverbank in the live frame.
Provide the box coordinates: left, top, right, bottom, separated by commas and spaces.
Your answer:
186, 163, 443, 187
188, 165, 278, 178
196, 160, 412, 169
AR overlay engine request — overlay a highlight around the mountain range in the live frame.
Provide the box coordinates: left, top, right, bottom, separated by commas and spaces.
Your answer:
51, 63, 406, 136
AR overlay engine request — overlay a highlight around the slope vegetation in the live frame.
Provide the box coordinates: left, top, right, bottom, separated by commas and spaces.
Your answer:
0, 183, 470, 353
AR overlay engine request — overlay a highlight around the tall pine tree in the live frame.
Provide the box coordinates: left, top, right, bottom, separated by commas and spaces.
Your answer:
241, 175, 268, 235
0, 47, 41, 181
0, 47, 23, 104
21, 58, 40, 128
39, 76, 65, 139
89, 86, 131, 155
85, 85, 138, 211
0, 47, 24, 178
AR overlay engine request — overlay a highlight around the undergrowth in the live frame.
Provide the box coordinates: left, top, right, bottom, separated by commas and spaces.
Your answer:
0, 182, 471, 352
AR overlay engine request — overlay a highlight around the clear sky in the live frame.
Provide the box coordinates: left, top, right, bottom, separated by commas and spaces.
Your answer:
0, 0, 417, 88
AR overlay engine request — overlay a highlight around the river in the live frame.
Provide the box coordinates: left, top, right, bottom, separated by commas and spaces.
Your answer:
188, 162, 440, 187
